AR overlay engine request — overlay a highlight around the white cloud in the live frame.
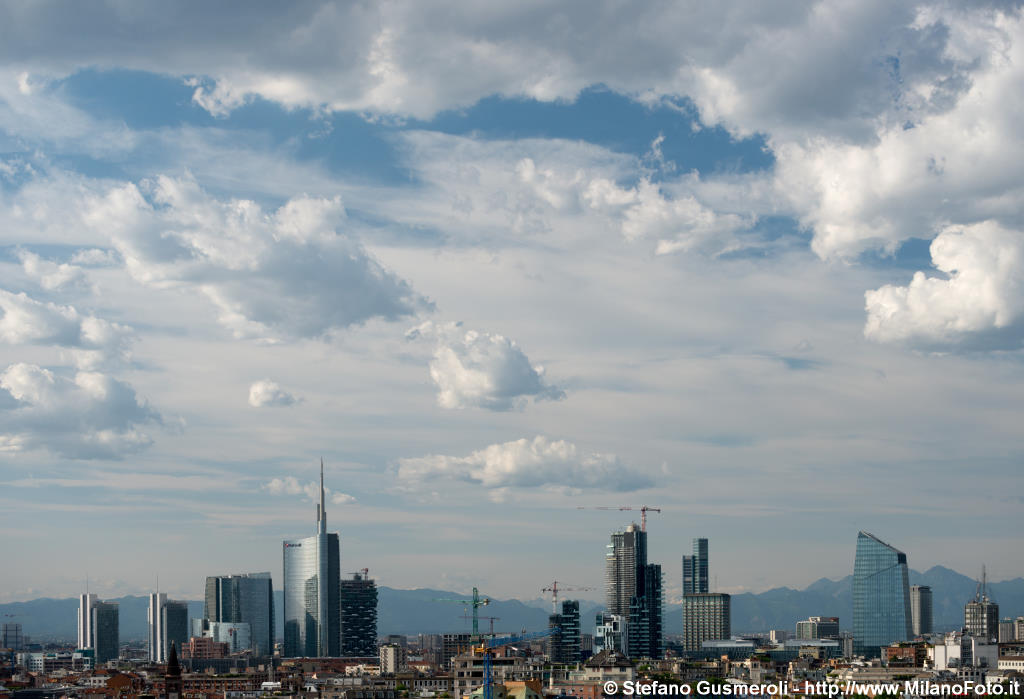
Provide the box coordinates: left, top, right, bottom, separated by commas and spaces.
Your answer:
84, 174, 426, 340
408, 321, 564, 411
263, 475, 356, 504
0, 363, 161, 459
17, 250, 91, 292
396, 435, 651, 491
0, 290, 132, 371
248, 380, 300, 408
865, 221, 1024, 350
584, 176, 753, 255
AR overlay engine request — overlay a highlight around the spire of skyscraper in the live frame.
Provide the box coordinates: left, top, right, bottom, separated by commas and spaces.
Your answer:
318, 457, 327, 535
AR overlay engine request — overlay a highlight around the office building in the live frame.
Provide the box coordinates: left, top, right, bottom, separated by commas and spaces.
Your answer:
148, 593, 189, 662
682, 593, 730, 651
283, 460, 341, 657
852, 531, 912, 656
594, 613, 628, 655
605, 523, 663, 658
910, 585, 933, 636
682, 538, 709, 595
1, 623, 23, 651
340, 570, 378, 656
965, 568, 999, 641
681, 536, 728, 651
203, 572, 274, 656
999, 619, 1016, 643
796, 616, 839, 640
77, 594, 119, 663
548, 599, 581, 663
190, 619, 252, 653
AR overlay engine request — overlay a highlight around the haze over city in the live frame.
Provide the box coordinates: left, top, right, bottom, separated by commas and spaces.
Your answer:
2, 0, 1024, 607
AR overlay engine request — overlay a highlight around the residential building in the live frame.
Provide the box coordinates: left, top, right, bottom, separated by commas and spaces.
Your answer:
594, 613, 627, 655
605, 523, 662, 658
148, 593, 189, 662
682, 593, 730, 651
852, 531, 912, 656
910, 585, 933, 636
548, 599, 581, 663
999, 619, 1015, 642
283, 460, 341, 657
965, 568, 999, 642
203, 572, 274, 656
795, 616, 839, 640
341, 570, 378, 656
379, 643, 407, 674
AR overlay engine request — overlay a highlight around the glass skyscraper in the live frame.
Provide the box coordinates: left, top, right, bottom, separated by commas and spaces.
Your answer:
204, 572, 275, 656
682, 538, 708, 595
852, 531, 912, 656
283, 461, 341, 657
605, 523, 663, 658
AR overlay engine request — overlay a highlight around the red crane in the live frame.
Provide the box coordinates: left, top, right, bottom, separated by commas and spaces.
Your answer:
541, 581, 595, 613
576, 505, 662, 531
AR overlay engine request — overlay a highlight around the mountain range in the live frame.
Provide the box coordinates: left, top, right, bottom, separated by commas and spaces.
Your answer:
3, 566, 1020, 642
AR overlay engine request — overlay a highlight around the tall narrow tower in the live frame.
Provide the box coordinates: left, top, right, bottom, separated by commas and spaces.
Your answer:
283, 459, 341, 657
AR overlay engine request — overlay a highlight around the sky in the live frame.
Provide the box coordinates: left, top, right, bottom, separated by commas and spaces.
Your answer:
2, 0, 1024, 606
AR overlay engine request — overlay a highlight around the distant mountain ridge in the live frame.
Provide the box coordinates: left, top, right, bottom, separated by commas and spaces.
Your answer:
3, 567, 1021, 642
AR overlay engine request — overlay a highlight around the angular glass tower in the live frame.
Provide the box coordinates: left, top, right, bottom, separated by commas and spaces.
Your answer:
283, 460, 341, 657
852, 531, 912, 656
204, 572, 275, 656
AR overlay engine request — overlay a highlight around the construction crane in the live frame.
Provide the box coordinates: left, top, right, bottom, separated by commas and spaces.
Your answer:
576, 505, 662, 531
541, 581, 594, 613
477, 628, 558, 699
347, 568, 370, 579
433, 587, 490, 638
461, 614, 500, 634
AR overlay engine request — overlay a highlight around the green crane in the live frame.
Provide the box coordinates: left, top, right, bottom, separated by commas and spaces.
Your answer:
433, 587, 491, 638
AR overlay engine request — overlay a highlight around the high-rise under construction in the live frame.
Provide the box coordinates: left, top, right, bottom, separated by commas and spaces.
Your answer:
340, 571, 378, 656
605, 523, 663, 659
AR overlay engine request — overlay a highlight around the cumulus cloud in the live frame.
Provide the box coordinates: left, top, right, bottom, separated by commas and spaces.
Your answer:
0, 290, 132, 371
17, 250, 91, 292
0, 363, 161, 459
248, 380, 300, 408
865, 221, 1024, 350
83, 175, 426, 340
584, 176, 753, 255
263, 475, 356, 504
396, 435, 651, 492
407, 321, 564, 411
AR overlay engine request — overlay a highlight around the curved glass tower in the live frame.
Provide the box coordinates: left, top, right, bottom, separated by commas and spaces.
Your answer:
283, 460, 341, 657
852, 531, 912, 656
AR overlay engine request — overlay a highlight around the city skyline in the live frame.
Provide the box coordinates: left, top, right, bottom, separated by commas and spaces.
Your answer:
2, 1, 1024, 603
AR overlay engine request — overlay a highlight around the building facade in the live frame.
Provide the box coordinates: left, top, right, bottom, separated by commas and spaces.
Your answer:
910, 585, 933, 636
682, 538, 709, 596
148, 593, 189, 662
283, 461, 341, 657
796, 616, 839, 640
204, 572, 274, 656
78, 594, 119, 663
341, 571, 379, 656
549, 599, 581, 663
852, 531, 912, 656
682, 593, 730, 651
605, 524, 662, 658
965, 577, 999, 642
1, 622, 23, 651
